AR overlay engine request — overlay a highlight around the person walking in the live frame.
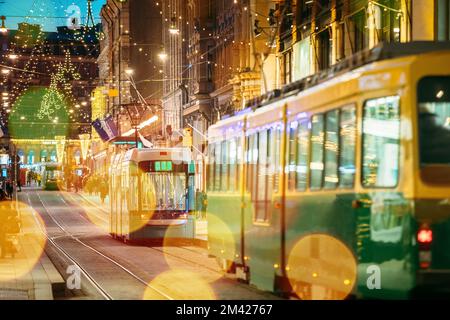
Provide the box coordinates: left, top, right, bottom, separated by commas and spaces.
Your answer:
201, 191, 207, 220
195, 189, 202, 219
5, 180, 13, 199
100, 181, 108, 205
0, 189, 8, 258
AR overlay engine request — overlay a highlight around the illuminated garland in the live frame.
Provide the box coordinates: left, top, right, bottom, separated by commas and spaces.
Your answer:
37, 49, 81, 120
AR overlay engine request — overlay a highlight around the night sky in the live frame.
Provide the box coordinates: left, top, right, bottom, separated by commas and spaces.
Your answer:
0, 0, 106, 31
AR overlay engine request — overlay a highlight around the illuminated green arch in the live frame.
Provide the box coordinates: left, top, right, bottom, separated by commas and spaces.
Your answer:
9, 87, 70, 140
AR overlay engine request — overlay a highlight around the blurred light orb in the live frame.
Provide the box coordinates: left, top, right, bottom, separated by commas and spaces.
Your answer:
0, 201, 47, 283
286, 234, 357, 300
143, 269, 216, 300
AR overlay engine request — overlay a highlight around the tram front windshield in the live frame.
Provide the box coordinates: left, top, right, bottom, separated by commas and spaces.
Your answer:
46, 169, 61, 180
418, 76, 450, 182
141, 172, 187, 211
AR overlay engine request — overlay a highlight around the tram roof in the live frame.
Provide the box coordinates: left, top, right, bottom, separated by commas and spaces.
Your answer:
122, 147, 192, 163
208, 41, 450, 140
245, 41, 450, 111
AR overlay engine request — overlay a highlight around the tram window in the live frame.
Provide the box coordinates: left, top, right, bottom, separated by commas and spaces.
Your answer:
256, 130, 268, 221
142, 173, 187, 211
296, 120, 310, 191
324, 109, 340, 189
273, 127, 282, 192
339, 105, 356, 188
214, 142, 222, 191
288, 123, 298, 191
251, 133, 259, 201
254, 129, 273, 224
362, 96, 400, 188
245, 136, 251, 193
229, 138, 237, 192
129, 164, 139, 212
418, 77, 450, 167
236, 137, 243, 191
207, 143, 215, 191
246, 134, 259, 200
310, 114, 325, 190
221, 141, 228, 191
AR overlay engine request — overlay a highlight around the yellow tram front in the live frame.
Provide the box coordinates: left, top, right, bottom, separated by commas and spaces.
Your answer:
110, 148, 196, 243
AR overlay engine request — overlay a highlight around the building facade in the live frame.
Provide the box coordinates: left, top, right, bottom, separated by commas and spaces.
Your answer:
93, 0, 164, 176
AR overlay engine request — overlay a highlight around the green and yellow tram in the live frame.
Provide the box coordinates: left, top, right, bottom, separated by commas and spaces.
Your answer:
206, 42, 450, 299
43, 163, 63, 191
109, 148, 196, 243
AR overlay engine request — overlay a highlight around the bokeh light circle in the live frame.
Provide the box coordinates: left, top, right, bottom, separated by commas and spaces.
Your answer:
0, 201, 47, 283
143, 269, 216, 300
161, 213, 235, 282
286, 234, 357, 300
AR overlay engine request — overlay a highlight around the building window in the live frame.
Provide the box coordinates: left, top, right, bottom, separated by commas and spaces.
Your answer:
379, 2, 402, 43
318, 29, 332, 70
281, 50, 292, 84
437, 0, 450, 41
353, 10, 368, 52
299, 0, 313, 23
282, 50, 292, 85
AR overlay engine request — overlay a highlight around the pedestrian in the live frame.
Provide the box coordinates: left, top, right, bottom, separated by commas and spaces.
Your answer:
0, 189, 8, 258
17, 179, 22, 192
5, 180, 13, 199
201, 191, 207, 220
100, 181, 108, 205
195, 188, 201, 219
74, 176, 79, 193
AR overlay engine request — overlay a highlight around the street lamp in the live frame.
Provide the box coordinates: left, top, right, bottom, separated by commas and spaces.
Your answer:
0, 16, 7, 34
169, 17, 179, 35
125, 68, 134, 76
158, 51, 168, 61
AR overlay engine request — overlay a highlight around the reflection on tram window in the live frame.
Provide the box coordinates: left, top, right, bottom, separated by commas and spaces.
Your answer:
418, 76, 450, 165
310, 114, 325, 190
324, 109, 339, 189
142, 173, 186, 210
296, 120, 309, 191
362, 96, 400, 188
339, 106, 356, 188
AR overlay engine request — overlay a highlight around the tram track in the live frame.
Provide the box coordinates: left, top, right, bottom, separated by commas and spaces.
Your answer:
24, 191, 174, 300
28, 190, 278, 299
60, 192, 224, 275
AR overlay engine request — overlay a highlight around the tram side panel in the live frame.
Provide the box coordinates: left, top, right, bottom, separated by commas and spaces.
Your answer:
206, 140, 245, 271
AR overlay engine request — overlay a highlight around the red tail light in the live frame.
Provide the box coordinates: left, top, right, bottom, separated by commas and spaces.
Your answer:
418, 228, 433, 244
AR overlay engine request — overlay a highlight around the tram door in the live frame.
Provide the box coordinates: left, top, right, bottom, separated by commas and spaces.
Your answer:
187, 161, 195, 211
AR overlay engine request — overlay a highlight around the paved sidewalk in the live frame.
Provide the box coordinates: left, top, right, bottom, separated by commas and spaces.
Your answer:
0, 201, 65, 300
79, 192, 208, 242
